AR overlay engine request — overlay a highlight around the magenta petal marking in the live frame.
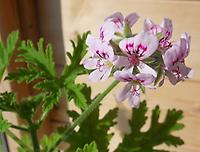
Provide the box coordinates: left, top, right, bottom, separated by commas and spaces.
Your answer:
96, 59, 104, 72
126, 43, 134, 55
96, 49, 109, 59
99, 28, 105, 40
136, 44, 147, 57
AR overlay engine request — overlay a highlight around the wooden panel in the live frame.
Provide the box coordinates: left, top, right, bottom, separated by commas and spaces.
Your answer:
0, 0, 31, 151
0, 0, 52, 150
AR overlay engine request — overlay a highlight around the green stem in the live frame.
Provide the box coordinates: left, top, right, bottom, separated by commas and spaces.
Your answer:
38, 110, 48, 126
0, 111, 31, 150
29, 122, 40, 152
48, 80, 119, 152
11, 124, 29, 132
6, 129, 32, 151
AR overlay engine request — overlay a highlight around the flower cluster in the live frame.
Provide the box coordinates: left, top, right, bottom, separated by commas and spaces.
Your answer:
83, 12, 192, 107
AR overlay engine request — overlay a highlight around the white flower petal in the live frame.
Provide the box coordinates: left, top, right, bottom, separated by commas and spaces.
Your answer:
161, 18, 173, 39
138, 62, 157, 78
136, 73, 155, 85
114, 70, 136, 82
134, 32, 159, 60
163, 44, 179, 69
128, 85, 140, 108
113, 56, 130, 67
144, 18, 155, 32
125, 12, 139, 27
116, 83, 132, 102
89, 69, 104, 82
101, 67, 112, 81
83, 58, 99, 70
99, 21, 115, 42
119, 37, 135, 55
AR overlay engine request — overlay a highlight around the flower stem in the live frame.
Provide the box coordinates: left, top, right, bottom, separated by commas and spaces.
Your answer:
48, 80, 119, 152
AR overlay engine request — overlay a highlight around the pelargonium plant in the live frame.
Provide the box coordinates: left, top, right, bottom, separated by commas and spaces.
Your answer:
0, 12, 192, 152
84, 12, 192, 107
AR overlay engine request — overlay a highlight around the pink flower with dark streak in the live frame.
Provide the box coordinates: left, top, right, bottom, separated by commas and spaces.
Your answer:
163, 33, 192, 85
99, 21, 116, 42
114, 70, 155, 107
105, 12, 139, 32
118, 32, 158, 77
84, 36, 114, 82
144, 18, 173, 50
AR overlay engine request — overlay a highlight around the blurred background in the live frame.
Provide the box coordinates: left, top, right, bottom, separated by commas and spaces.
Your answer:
0, 0, 200, 151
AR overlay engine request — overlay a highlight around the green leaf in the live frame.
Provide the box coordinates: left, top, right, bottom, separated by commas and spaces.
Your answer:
6, 38, 58, 91
17, 38, 56, 77
61, 32, 90, 84
0, 92, 17, 112
7, 38, 63, 115
0, 116, 11, 133
16, 94, 44, 120
41, 133, 61, 152
42, 90, 62, 115
0, 31, 19, 80
68, 32, 90, 67
66, 83, 88, 110
66, 103, 118, 152
6, 65, 46, 84
17, 134, 32, 152
60, 32, 90, 110
115, 100, 184, 152
75, 141, 99, 152
67, 110, 80, 122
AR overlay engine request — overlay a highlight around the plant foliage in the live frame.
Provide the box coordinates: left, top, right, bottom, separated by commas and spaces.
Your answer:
115, 101, 184, 152
75, 141, 99, 152
41, 133, 61, 152
0, 31, 185, 152
6, 32, 90, 114
65, 85, 118, 152
0, 116, 11, 133
0, 31, 18, 80
61, 32, 90, 110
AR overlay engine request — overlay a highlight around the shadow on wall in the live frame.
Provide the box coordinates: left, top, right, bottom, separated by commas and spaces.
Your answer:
36, 0, 66, 68
117, 105, 131, 136
36, 0, 69, 138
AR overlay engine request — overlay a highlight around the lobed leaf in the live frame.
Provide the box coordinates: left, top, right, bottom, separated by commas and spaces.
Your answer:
115, 100, 184, 152
0, 118, 11, 133
75, 141, 99, 152
66, 104, 118, 152
0, 31, 19, 80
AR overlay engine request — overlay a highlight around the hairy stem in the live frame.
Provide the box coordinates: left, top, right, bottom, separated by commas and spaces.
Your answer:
48, 80, 119, 152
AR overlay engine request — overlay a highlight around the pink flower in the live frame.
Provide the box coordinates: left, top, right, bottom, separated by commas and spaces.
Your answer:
144, 18, 173, 50
99, 21, 116, 42
114, 70, 155, 107
84, 37, 114, 82
163, 33, 192, 85
118, 32, 158, 77
105, 12, 139, 32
